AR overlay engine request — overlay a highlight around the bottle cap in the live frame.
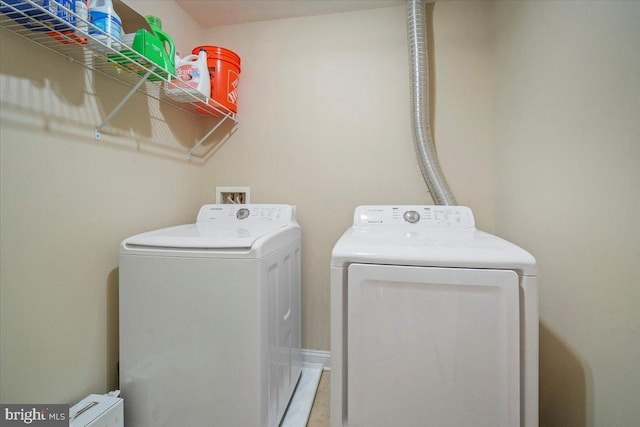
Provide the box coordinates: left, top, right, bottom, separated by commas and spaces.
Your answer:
145, 15, 162, 29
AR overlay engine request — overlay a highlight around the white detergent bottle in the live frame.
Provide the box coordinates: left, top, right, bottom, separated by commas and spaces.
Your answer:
88, 0, 121, 52
166, 49, 210, 101
75, 0, 89, 39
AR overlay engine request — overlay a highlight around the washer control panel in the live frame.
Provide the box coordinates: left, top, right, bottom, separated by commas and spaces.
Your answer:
197, 204, 294, 223
354, 205, 475, 228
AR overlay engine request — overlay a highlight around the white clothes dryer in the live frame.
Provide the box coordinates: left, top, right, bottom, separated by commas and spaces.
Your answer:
330, 205, 538, 427
119, 204, 302, 427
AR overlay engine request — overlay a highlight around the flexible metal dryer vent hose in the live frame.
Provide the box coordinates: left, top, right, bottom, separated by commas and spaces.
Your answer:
407, 0, 457, 205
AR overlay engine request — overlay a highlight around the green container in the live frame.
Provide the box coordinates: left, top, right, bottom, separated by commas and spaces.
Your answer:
109, 16, 176, 81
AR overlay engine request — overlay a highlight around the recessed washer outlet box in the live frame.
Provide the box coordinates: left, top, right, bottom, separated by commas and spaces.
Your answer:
216, 186, 250, 204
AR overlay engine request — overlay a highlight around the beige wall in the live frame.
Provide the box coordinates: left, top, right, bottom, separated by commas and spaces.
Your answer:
0, 29, 204, 403
2, 1, 639, 424
492, 1, 640, 425
199, 2, 496, 351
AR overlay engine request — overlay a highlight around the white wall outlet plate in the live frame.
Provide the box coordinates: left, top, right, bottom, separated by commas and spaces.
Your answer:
216, 186, 250, 204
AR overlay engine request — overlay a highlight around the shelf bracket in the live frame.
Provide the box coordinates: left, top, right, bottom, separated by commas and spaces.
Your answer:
95, 68, 155, 140
187, 112, 235, 159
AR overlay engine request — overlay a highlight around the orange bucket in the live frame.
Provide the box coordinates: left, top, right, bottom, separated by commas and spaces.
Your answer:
192, 46, 241, 115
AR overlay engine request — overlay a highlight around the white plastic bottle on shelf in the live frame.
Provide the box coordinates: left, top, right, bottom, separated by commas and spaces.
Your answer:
88, 0, 121, 52
75, 0, 88, 39
165, 49, 211, 102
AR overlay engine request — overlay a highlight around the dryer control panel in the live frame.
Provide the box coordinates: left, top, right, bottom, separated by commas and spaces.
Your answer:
197, 204, 295, 223
354, 205, 475, 228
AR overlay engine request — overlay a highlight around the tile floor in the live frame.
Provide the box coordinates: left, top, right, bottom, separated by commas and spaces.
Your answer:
306, 371, 330, 427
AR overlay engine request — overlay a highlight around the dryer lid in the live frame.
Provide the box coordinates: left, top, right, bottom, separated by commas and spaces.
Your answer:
331, 205, 536, 275
123, 204, 296, 249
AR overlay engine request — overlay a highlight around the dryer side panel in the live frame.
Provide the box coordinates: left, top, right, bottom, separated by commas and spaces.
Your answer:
347, 264, 520, 427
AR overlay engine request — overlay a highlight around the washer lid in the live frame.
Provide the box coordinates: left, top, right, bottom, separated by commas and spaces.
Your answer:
124, 204, 296, 249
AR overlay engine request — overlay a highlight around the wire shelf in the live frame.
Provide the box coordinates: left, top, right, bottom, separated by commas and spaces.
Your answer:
0, 0, 237, 158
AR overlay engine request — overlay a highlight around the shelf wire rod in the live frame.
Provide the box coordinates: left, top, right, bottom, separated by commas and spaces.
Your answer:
187, 112, 234, 159
95, 67, 155, 140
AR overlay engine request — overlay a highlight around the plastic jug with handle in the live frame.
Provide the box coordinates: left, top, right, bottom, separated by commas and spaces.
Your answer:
109, 15, 176, 80
165, 49, 210, 102
137, 15, 176, 78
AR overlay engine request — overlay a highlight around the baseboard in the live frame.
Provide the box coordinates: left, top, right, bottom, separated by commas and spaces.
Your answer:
301, 349, 331, 371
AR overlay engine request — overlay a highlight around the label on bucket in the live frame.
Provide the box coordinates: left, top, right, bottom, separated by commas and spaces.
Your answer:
227, 70, 239, 105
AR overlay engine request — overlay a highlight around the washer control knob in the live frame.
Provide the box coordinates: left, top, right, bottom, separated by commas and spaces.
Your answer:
236, 208, 250, 220
403, 210, 420, 224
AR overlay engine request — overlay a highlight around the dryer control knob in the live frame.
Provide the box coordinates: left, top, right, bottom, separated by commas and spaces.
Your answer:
403, 210, 420, 224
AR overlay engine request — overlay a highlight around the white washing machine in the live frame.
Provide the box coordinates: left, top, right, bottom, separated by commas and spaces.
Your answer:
119, 204, 302, 427
330, 205, 538, 427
